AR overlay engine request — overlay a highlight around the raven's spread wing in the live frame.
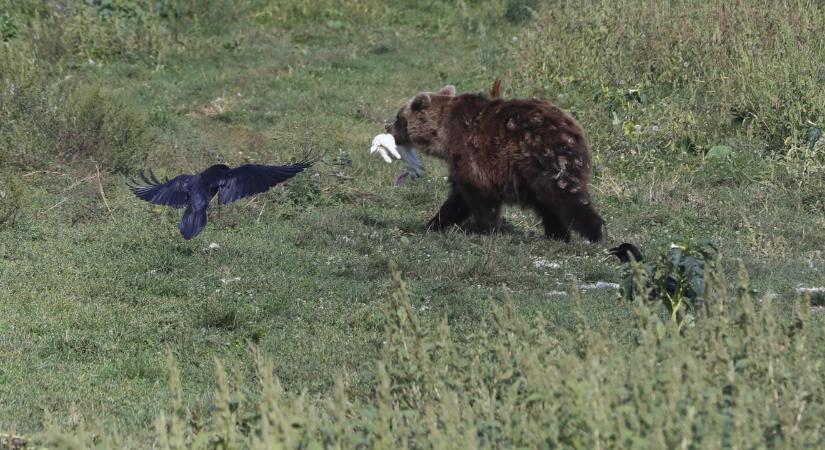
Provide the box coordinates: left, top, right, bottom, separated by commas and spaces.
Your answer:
128, 170, 192, 208
218, 162, 312, 205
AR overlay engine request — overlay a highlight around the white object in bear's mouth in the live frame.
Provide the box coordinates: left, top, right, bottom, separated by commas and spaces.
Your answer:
370, 133, 401, 163
370, 133, 425, 186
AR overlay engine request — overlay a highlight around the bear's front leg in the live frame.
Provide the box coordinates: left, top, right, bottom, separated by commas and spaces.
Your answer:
460, 187, 502, 234
538, 208, 571, 242
426, 189, 471, 231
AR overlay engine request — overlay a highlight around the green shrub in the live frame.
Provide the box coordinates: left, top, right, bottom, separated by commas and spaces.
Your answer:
0, 74, 153, 172
56, 85, 153, 172
504, 0, 537, 23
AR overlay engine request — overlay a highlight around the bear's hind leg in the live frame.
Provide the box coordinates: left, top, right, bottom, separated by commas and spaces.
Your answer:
530, 179, 605, 242
427, 189, 471, 231
553, 196, 604, 242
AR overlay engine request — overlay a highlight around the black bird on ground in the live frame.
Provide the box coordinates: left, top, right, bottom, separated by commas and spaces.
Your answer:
608, 242, 645, 264
609, 242, 678, 297
129, 161, 312, 239
610, 240, 719, 332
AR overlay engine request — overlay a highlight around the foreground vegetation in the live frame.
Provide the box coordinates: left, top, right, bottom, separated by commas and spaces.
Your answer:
1, 0, 823, 447
42, 266, 825, 448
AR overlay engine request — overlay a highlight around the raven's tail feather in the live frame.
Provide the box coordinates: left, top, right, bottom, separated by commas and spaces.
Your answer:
295, 147, 323, 167
179, 205, 208, 240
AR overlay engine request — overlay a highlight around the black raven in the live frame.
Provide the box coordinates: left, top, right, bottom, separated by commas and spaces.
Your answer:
128, 161, 312, 239
611, 241, 719, 333
609, 242, 678, 296
608, 242, 644, 264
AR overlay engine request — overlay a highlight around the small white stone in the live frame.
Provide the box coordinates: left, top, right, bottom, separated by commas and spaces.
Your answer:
532, 256, 561, 269
796, 286, 825, 294
220, 276, 241, 285
580, 281, 620, 290
208, 242, 220, 250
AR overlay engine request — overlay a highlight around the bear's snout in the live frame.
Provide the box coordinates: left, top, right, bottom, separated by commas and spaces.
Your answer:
386, 114, 411, 146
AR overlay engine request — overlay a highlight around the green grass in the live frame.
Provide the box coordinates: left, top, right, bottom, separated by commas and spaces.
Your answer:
1, 0, 824, 447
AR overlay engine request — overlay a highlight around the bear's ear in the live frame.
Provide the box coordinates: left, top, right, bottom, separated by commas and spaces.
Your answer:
438, 85, 456, 96
411, 93, 431, 111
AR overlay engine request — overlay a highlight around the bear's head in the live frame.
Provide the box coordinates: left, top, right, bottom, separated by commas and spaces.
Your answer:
385, 85, 456, 160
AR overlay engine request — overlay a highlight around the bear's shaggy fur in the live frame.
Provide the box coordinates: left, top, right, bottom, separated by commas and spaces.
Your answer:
386, 84, 604, 242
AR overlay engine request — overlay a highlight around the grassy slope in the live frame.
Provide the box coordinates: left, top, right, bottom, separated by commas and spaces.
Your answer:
1, 3, 823, 444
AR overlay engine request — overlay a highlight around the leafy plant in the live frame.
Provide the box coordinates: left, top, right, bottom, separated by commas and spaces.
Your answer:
705, 144, 733, 160
0, 13, 17, 41
619, 239, 718, 331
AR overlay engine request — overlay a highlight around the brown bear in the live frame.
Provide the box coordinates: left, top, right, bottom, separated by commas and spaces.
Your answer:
385, 84, 604, 242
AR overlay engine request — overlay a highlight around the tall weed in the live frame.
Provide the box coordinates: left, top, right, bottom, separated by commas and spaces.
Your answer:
0, 173, 23, 229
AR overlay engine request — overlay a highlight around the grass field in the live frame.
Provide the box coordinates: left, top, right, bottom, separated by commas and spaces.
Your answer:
1, 0, 824, 448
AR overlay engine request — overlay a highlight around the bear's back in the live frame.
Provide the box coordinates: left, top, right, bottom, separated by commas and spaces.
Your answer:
446, 95, 592, 197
